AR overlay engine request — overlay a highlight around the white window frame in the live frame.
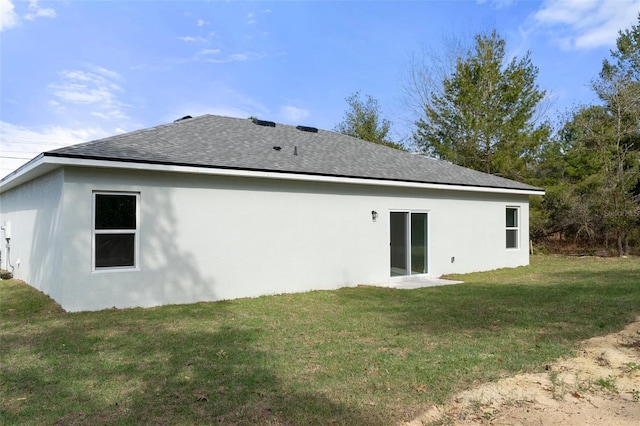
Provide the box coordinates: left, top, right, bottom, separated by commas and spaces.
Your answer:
92, 191, 140, 272
506, 206, 520, 250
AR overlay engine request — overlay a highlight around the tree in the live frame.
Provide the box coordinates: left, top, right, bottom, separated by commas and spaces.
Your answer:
532, 15, 640, 255
413, 30, 550, 181
334, 92, 404, 150
402, 33, 470, 127
537, 106, 616, 245
588, 13, 640, 255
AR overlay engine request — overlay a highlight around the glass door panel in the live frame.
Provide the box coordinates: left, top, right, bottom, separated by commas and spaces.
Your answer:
411, 213, 428, 274
390, 212, 408, 276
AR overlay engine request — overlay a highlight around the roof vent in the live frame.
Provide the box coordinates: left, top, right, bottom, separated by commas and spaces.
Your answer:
174, 115, 192, 122
296, 125, 318, 133
252, 118, 276, 127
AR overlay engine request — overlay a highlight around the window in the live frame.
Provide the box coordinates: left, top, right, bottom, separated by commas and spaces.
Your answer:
506, 207, 519, 249
93, 192, 139, 270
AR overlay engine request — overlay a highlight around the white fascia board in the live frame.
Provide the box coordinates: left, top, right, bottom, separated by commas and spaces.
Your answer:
0, 154, 58, 194
1, 156, 546, 196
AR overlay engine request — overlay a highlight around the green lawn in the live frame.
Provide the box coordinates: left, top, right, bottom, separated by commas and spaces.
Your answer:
1, 256, 639, 425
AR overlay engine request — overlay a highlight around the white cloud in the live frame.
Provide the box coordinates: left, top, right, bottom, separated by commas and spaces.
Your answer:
201, 52, 265, 64
533, 0, 640, 50
25, 0, 56, 21
90, 109, 128, 120
196, 48, 221, 56
279, 106, 310, 123
197, 19, 207, 27
0, 0, 18, 31
48, 66, 129, 121
86, 64, 123, 81
0, 121, 110, 178
51, 70, 121, 104
229, 53, 248, 61
476, 0, 515, 9
1, 0, 57, 31
247, 12, 256, 24
178, 35, 208, 43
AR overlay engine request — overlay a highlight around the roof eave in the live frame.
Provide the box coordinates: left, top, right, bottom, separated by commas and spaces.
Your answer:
0, 154, 63, 194
1, 154, 545, 196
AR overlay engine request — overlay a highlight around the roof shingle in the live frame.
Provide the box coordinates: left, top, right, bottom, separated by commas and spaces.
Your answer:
46, 114, 542, 192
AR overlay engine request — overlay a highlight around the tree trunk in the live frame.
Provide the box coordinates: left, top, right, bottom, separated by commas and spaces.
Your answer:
617, 233, 624, 257
485, 137, 491, 174
624, 234, 629, 256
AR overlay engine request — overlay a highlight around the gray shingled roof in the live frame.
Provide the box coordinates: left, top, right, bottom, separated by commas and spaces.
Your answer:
45, 114, 542, 192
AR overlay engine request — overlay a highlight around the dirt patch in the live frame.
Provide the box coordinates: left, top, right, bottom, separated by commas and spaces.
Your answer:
407, 317, 640, 426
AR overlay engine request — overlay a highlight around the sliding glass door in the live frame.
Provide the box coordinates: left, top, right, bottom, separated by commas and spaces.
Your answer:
390, 211, 428, 276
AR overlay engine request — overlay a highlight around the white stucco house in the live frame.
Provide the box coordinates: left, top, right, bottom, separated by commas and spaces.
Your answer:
0, 114, 544, 311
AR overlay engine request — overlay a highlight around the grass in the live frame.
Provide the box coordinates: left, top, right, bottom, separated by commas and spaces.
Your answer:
596, 375, 618, 393
1, 255, 639, 425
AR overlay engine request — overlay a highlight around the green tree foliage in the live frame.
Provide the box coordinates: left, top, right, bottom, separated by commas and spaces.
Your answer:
536, 107, 618, 243
533, 15, 640, 255
413, 30, 550, 180
590, 14, 640, 255
334, 92, 404, 150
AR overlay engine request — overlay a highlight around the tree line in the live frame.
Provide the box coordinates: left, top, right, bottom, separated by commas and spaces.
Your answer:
334, 15, 640, 256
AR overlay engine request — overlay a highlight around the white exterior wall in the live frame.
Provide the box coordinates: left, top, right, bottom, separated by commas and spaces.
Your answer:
50, 167, 530, 311
0, 170, 65, 299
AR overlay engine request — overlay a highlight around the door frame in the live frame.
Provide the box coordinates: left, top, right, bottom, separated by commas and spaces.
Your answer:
389, 210, 430, 278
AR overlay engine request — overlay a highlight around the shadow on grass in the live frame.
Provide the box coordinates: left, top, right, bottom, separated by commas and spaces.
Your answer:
3, 259, 639, 424
1, 292, 383, 425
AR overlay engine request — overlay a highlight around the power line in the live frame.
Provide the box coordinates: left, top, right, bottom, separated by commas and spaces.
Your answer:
0, 140, 75, 146
0, 155, 33, 160
1, 150, 41, 155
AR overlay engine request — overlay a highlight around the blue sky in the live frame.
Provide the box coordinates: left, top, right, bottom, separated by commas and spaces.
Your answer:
1, 0, 639, 177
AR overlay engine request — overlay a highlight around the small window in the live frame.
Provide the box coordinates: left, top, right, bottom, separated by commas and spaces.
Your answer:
506, 207, 519, 249
93, 193, 139, 270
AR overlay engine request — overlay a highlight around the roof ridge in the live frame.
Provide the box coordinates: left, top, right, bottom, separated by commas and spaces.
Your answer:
47, 115, 214, 154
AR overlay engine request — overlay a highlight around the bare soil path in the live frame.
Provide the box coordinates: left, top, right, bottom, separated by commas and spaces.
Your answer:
407, 317, 640, 425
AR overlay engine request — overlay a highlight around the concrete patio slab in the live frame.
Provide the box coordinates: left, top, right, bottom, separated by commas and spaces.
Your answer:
372, 277, 464, 290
